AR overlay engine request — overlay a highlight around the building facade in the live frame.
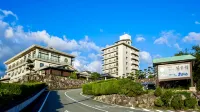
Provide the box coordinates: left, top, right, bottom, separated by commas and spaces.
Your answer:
4, 45, 75, 81
102, 34, 139, 78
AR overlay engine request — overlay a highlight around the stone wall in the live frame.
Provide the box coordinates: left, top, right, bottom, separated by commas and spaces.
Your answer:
94, 94, 156, 108
19, 74, 87, 90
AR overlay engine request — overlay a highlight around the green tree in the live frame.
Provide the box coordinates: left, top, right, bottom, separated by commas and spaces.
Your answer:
174, 45, 200, 89
70, 72, 77, 79
91, 72, 100, 80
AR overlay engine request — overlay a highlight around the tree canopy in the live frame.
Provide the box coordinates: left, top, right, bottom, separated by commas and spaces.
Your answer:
174, 45, 200, 90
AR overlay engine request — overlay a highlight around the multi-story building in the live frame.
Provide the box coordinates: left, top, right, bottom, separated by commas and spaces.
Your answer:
4, 45, 75, 81
102, 34, 139, 78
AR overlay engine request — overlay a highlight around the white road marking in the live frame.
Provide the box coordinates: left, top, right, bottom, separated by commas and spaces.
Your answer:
80, 92, 92, 99
142, 108, 150, 111
156, 110, 163, 112
64, 91, 108, 112
38, 91, 50, 112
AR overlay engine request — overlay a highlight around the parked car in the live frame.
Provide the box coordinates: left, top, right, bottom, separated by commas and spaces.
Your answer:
141, 82, 156, 90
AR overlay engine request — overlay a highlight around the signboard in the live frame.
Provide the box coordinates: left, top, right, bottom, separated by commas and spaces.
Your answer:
158, 63, 190, 80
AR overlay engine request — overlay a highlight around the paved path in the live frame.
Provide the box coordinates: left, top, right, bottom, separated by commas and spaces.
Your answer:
41, 89, 145, 112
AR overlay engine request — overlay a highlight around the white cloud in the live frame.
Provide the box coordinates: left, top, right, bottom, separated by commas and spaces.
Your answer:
153, 54, 162, 59
174, 43, 182, 51
71, 51, 81, 57
0, 8, 103, 74
0, 9, 18, 20
195, 21, 200, 25
88, 53, 101, 60
73, 56, 102, 73
136, 35, 145, 42
139, 51, 152, 65
5, 27, 14, 38
154, 30, 179, 46
183, 32, 200, 43
100, 29, 103, 32
83, 60, 102, 73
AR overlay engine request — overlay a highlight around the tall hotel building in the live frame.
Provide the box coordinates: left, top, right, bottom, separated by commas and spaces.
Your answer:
4, 45, 75, 81
102, 34, 139, 78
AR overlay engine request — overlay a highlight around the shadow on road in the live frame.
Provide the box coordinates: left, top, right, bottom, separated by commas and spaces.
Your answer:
42, 91, 64, 112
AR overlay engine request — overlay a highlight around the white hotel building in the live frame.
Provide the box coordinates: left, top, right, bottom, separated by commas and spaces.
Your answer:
102, 34, 139, 78
3, 45, 75, 82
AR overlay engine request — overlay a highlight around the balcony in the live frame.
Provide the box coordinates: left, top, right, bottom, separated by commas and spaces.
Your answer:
6, 55, 69, 72
102, 49, 117, 55
103, 65, 118, 70
131, 61, 139, 65
103, 60, 117, 65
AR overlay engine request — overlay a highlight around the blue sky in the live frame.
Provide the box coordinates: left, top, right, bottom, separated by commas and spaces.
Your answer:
0, 0, 200, 76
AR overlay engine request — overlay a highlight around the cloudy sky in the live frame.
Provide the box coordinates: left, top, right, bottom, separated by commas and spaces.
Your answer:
0, 0, 200, 76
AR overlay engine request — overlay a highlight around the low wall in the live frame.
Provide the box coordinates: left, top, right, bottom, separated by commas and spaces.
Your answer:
7, 87, 46, 112
94, 94, 156, 108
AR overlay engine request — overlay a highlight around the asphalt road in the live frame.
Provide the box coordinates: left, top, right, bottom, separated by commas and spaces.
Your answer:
41, 89, 146, 112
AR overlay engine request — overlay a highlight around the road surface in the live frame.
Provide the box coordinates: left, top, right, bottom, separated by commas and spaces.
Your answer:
41, 89, 146, 112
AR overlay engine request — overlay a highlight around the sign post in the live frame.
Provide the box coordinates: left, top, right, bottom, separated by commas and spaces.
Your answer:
153, 55, 196, 88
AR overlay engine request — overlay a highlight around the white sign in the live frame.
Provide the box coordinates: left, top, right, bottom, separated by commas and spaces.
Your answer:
158, 63, 190, 80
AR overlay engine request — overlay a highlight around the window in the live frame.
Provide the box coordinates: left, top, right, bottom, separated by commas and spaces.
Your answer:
39, 51, 49, 60
40, 63, 44, 67
126, 67, 128, 70
126, 57, 128, 60
128, 42, 130, 44
126, 62, 128, 65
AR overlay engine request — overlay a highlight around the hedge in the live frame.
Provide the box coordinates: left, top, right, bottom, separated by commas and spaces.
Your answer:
82, 79, 145, 97
0, 82, 46, 110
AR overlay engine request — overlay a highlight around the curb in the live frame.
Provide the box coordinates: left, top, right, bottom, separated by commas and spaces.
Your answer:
80, 92, 198, 112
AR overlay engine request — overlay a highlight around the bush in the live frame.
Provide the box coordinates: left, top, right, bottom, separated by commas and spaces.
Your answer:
82, 79, 145, 97
185, 97, 197, 108
154, 98, 164, 107
175, 91, 191, 99
171, 94, 184, 110
82, 84, 92, 94
161, 90, 173, 107
0, 82, 46, 109
154, 87, 162, 97
119, 79, 145, 97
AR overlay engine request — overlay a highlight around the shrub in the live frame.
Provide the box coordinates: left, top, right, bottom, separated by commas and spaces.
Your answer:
161, 90, 173, 107
154, 87, 162, 97
185, 97, 197, 108
0, 82, 46, 110
154, 98, 164, 107
175, 91, 191, 99
120, 80, 145, 97
82, 84, 92, 94
82, 79, 145, 97
171, 94, 184, 110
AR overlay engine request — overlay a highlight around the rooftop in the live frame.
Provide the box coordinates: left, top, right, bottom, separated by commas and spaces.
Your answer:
4, 44, 75, 64
153, 55, 196, 64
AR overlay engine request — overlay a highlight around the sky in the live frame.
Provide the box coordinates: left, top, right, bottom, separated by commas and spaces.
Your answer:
0, 0, 200, 76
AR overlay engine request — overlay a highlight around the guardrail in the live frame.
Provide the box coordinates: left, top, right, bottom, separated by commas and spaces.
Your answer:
6, 87, 47, 112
